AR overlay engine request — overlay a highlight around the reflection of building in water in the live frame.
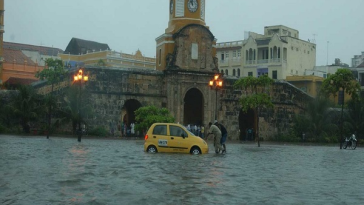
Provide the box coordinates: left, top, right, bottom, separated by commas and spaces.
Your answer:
59, 38, 156, 70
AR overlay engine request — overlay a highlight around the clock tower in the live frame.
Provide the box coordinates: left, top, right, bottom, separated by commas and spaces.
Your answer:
156, 0, 217, 71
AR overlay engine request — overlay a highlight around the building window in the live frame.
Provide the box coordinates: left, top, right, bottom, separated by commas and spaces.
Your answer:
225, 69, 229, 76
225, 52, 229, 58
248, 72, 253, 77
238, 51, 241, 57
191, 43, 198, 60
233, 51, 236, 58
272, 70, 277, 79
233, 69, 236, 76
221, 53, 225, 61
238, 68, 241, 77
221, 69, 224, 74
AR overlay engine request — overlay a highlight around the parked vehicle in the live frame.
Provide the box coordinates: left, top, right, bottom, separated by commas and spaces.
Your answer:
144, 123, 209, 154
343, 134, 357, 150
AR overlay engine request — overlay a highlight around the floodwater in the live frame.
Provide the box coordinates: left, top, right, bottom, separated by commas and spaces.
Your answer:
1, 135, 363, 205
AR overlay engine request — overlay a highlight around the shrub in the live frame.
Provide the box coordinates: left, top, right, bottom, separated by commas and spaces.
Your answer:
88, 126, 108, 137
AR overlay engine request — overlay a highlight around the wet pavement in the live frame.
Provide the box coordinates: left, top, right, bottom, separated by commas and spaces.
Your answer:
1, 135, 364, 205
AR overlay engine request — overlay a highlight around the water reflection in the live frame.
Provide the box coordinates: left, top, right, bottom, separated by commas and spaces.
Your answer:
1, 135, 364, 204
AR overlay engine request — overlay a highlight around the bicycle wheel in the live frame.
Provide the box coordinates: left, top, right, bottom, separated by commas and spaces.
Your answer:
351, 141, 357, 150
342, 141, 347, 149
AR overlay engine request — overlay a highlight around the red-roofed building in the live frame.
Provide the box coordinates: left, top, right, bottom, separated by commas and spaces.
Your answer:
1, 48, 45, 88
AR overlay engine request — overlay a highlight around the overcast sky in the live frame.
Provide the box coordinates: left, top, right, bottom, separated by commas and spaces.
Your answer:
4, 0, 364, 66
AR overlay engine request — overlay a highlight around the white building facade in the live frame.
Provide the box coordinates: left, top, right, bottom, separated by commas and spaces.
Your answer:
216, 25, 316, 80
352, 52, 364, 68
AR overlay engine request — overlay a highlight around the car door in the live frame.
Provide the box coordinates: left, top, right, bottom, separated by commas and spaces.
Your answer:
151, 125, 171, 152
169, 125, 190, 153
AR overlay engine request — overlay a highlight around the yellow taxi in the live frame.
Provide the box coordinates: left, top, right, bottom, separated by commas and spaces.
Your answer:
144, 123, 209, 154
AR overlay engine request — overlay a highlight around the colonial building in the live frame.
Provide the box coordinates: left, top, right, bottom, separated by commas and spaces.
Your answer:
59, 38, 156, 69
3, 42, 63, 66
217, 25, 316, 80
0, 42, 63, 88
1, 48, 44, 88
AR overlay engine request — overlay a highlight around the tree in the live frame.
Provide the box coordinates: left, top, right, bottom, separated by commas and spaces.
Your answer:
234, 75, 274, 147
134, 106, 175, 134
293, 97, 338, 142
35, 58, 67, 139
11, 85, 44, 133
320, 68, 360, 148
344, 98, 364, 139
56, 85, 93, 135
321, 68, 360, 100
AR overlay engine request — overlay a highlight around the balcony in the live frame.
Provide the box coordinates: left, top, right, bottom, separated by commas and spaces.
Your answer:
216, 40, 244, 48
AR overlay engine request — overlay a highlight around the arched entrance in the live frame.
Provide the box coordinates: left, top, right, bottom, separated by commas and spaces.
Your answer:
239, 109, 256, 141
122, 99, 142, 127
184, 88, 204, 126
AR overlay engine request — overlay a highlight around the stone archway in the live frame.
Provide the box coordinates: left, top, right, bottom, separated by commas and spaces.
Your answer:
122, 99, 142, 127
239, 109, 256, 141
183, 88, 204, 126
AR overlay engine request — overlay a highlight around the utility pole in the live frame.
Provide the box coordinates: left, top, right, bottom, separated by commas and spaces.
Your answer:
327, 41, 329, 65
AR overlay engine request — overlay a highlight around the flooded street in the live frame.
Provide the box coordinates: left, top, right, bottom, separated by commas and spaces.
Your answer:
1, 135, 364, 205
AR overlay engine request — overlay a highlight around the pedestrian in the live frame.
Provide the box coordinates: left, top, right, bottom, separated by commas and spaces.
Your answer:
248, 128, 253, 141
207, 122, 225, 154
200, 125, 205, 139
215, 120, 227, 153
131, 123, 135, 136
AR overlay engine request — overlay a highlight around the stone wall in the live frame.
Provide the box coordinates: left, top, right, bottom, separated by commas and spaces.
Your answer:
81, 67, 165, 131
25, 66, 313, 141
219, 78, 313, 141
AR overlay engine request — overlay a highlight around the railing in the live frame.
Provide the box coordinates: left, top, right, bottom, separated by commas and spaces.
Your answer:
246, 60, 255, 65
216, 40, 244, 48
270, 58, 281, 63
257, 59, 269, 64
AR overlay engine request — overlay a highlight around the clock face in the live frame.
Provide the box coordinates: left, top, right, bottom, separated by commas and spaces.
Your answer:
170, 0, 173, 14
188, 0, 198, 13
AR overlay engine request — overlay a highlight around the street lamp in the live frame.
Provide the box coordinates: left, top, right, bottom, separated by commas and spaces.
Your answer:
73, 68, 88, 142
209, 74, 223, 121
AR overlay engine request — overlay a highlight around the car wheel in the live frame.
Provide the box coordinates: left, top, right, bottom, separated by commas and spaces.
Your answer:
190, 147, 201, 155
147, 145, 157, 153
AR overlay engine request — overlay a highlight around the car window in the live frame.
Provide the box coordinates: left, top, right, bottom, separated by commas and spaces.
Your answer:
170, 125, 187, 137
153, 125, 167, 135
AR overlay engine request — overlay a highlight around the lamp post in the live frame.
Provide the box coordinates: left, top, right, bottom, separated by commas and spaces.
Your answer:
73, 68, 88, 142
209, 74, 223, 121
